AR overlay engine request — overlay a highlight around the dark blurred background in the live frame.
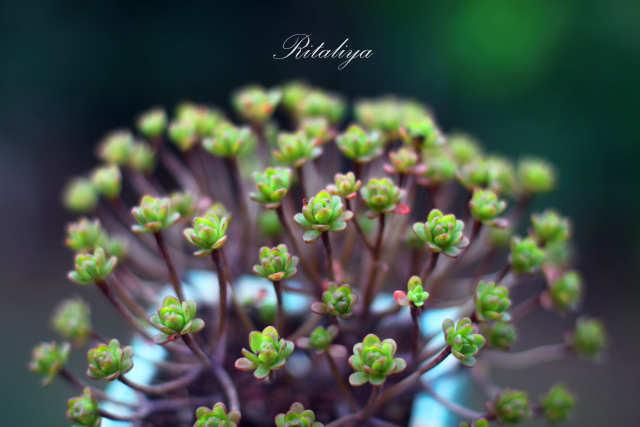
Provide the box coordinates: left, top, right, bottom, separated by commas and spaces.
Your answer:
2, 1, 638, 425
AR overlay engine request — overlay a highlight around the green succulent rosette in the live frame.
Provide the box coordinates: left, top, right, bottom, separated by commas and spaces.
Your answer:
194, 402, 241, 427
335, 125, 383, 163
183, 212, 229, 256
168, 118, 198, 151
234, 326, 294, 380
299, 117, 331, 145
273, 131, 322, 167
540, 384, 575, 424
275, 402, 323, 427
68, 247, 117, 285
326, 172, 362, 200
403, 116, 442, 149
570, 317, 606, 359
136, 107, 167, 139
443, 317, 485, 366
394, 275, 430, 308
311, 283, 357, 318
98, 130, 134, 165
253, 244, 299, 281
29, 341, 71, 385
257, 210, 283, 238
63, 178, 99, 213
304, 325, 338, 352
517, 158, 555, 194
202, 122, 255, 158
280, 81, 310, 113
66, 388, 101, 427
360, 177, 402, 214
169, 191, 196, 219
297, 89, 345, 124
448, 133, 481, 166
65, 218, 108, 253
348, 334, 406, 386
294, 190, 353, 242
128, 141, 156, 174
549, 271, 582, 312
51, 298, 92, 345
509, 237, 545, 274
485, 156, 517, 196
531, 210, 570, 245
421, 153, 457, 185
493, 389, 532, 424
469, 189, 507, 223
150, 296, 205, 342
250, 167, 292, 209
131, 195, 181, 234
90, 164, 121, 199
482, 321, 517, 350
475, 281, 511, 322
232, 85, 281, 124
176, 103, 226, 138
86, 338, 133, 381
412, 209, 469, 257
387, 146, 419, 174
458, 159, 490, 190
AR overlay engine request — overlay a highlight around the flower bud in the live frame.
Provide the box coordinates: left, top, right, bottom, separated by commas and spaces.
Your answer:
509, 237, 545, 274
570, 317, 606, 359
137, 107, 167, 139
412, 209, 469, 257
51, 298, 92, 345
183, 212, 229, 256
273, 131, 321, 167
66, 388, 100, 427
294, 190, 353, 242
131, 195, 181, 234
234, 326, 294, 380
253, 244, 299, 281
326, 172, 362, 200
475, 281, 511, 321
68, 247, 117, 285
29, 341, 70, 385
98, 130, 134, 165
360, 177, 402, 214
250, 167, 292, 209
493, 389, 532, 424
517, 158, 555, 194
194, 402, 241, 427
540, 384, 575, 423
150, 296, 205, 341
443, 317, 485, 366
348, 334, 406, 386
336, 125, 383, 163
469, 189, 507, 223
86, 338, 133, 381
549, 271, 582, 312
202, 123, 256, 158
63, 178, 98, 213
90, 164, 121, 199
482, 321, 517, 350
275, 402, 323, 427
232, 85, 281, 124
531, 209, 570, 245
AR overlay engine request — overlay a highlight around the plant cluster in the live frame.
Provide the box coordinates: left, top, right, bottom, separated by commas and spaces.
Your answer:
30, 82, 605, 426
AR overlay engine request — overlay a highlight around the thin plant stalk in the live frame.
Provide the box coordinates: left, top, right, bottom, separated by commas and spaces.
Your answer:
272, 280, 285, 333
324, 351, 358, 411
95, 280, 154, 342
361, 214, 386, 316
153, 232, 185, 301
211, 250, 229, 342
320, 232, 335, 281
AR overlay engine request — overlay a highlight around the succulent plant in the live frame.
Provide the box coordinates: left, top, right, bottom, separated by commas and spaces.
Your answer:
458, 159, 490, 190
194, 402, 241, 427
443, 317, 485, 366
137, 107, 167, 139
168, 118, 198, 151
540, 384, 575, 423
326, 172, 362, 199
482, 321, 517, 350
232, 85, 281, 123
257, 209, 283, 238
150, 296, 205, 341
413, 209, 469, 257
312, 283, 357, 318
65, 218, 107, 253
184, 212, 229, 256
348, 334, 406, 386
253, 244, 298, 281
273, 131, 322, 167
203, 122, 255, 158
509, 236, 545, 274
485, 156, 517, 196
129, 141, 156, 174
296, 89, 345, 124
493, 389, 532, 424
531, 209, 570, 244
29, 341, 71, 385
549, 271, 583, 311
360, 177, 402, 214
403, 116, 441, 148
294, 190, 353, 242
275, 402, 323, 427
469, 189, 507, 223
570, 317, 606, 359
394, 275, 430, 308
448, 133, 481, 165
421, 153, 458, 185
98, 130, 134, 165
86, 338, 133, 381
299, 117, 331, 145
234, 326, 294, 380
90, 164, 121, 199
518, 158, 555, 194
63, 178, 99, 213
131, 195, 181, 234
475, 281, 511, 322
68, 247, 117, 285
306, 325, 338, 352
336, 125, 383, 163
387, 146, 419, 174
51, 298, 92, 345
66, 388, 101, 427
250, 167, 292, 208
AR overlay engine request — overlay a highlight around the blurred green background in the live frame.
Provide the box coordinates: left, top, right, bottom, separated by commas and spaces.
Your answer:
1, 1, 638, 425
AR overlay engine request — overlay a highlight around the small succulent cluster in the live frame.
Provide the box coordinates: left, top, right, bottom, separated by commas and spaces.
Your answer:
32, 83, 604, 426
